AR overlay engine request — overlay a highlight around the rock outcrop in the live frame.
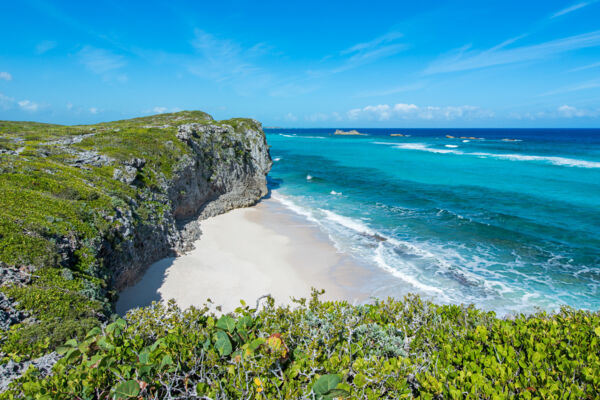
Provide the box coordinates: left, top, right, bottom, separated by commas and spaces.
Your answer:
111, 120, 272, 289
334, 129, 366, 136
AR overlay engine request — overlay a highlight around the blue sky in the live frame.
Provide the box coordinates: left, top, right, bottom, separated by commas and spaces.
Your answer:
1, 0, 600, 127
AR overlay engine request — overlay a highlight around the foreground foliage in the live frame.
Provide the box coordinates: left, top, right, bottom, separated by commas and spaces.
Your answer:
4, 291, 599, 399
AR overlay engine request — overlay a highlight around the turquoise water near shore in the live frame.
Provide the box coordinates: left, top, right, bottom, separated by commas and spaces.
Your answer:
265, 128, 600, 315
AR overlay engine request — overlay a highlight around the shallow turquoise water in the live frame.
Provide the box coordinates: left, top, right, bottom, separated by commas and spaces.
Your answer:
265, 129, 600, 315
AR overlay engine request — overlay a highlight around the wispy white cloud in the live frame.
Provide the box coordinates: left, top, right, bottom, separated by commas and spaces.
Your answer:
142, 106, 182, 115
568, 61, 600, 72
338, 31, 406, 71
539, 80, 600, 96
78, 46, 127, 82
356, 82, 426, 97
305, 112, 343, 122
0, 72, 12, 81
0, 93, 15, 109
511, 105, 600, 119
35, 40, 57, 54
89, 107, 99, 114
18, 100, 39, 112
284, 112, 298, 122
424, 30, 600, 74
551, 1, 596, 18
152, 106, 168, 114
311, 31, 407, 76
347, 103, 494, 121
189, 29, 266, 81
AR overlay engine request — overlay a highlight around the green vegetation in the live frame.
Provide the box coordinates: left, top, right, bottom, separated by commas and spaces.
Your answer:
0, 111, 263, 361
3, 291, 599, 399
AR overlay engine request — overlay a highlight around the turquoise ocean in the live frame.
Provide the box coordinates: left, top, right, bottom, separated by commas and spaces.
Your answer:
265, 128, 600, 315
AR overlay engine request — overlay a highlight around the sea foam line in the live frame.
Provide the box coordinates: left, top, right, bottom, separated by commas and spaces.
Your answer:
375, 142, 600, 168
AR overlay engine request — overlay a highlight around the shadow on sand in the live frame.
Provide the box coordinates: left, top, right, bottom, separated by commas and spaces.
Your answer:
115, 257, 176, 315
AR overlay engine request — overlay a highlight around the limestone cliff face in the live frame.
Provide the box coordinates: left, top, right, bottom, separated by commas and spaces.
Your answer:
108, 119, 272, 290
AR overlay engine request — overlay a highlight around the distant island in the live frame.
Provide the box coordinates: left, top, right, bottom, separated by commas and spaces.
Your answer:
334, 129, 367, 136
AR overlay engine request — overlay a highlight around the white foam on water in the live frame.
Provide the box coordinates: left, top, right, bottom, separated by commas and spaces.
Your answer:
378, 142, 600, 168
306, 175, 313, 180
320, 209, 375, 235
273, 157, 281, 162
462, 140, 470, 143
279, 134, 296, 138
330, 190, 342, 195
373, 243, 447, 296
270, 192, 321, 225
445, 144, 459, 148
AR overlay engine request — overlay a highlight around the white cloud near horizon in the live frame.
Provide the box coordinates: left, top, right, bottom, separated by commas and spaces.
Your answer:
1, 94, 42, 112
0, 72, 12, 81
347, 103, 494, 121
557, 104, 599, 117
551, 1, 596, 18
18, 100, 39, 112
424, 30, 600, 74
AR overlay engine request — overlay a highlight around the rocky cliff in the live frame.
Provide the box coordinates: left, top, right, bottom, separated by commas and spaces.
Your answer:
0, 111, 271, 359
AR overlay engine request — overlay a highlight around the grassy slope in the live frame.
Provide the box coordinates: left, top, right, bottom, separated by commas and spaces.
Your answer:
0, 111, 261, 359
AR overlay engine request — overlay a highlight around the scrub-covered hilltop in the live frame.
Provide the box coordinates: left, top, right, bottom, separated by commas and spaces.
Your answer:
0, 111, 271, 360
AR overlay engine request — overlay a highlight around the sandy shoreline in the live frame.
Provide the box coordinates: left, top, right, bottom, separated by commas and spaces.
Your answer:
116, 197, 372, 314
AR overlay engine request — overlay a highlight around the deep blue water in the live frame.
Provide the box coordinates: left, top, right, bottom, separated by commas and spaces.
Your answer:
265, 128, 600, 315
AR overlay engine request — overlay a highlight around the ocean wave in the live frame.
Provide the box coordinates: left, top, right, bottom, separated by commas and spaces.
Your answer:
320, 209, 376, 235
382, 142, 600, 168
269, 192, 573, 314
373, 244, 446, 296
330, 190, 342, 195
273, 157, 281, 162
279, 134, 296, 138
445, 144, 458, 148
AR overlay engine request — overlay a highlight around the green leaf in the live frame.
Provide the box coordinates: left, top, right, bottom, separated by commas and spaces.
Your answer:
594, 326, 600, 337
112, 380, 140, 399
216, 315, 236, 333
215, 331, 232, 356
236, 315, 253, 331
138, 349, 150, 364
313, 374, 341, 395
64, 348, 81, 363
85, 326, 102, 339
324, 388, 350, 399
160, 354, 173, 369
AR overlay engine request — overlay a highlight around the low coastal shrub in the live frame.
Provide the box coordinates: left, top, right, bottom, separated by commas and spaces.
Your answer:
4, 291, 599, 399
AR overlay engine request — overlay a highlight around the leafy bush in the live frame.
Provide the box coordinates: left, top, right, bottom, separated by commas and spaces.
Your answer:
4, 291, 599, 399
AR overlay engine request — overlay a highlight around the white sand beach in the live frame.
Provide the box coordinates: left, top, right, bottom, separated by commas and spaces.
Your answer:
116, 198, 372, 314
